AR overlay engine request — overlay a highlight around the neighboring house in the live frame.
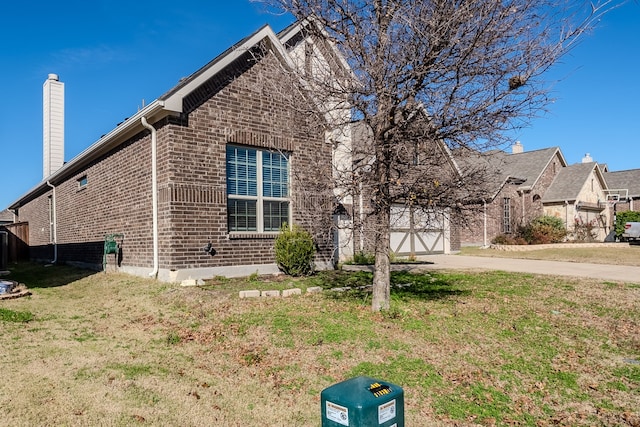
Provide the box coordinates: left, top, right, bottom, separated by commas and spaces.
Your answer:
458, 144, 631, 244
8, 22, 345, 281
0, 209, 13, 225
345, 116, 462, 258
542, 161, 610, 240
603, 168, 640, 213
458, 143, 567, 246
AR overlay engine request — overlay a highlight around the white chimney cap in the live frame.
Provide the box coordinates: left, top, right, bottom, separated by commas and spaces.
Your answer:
582, 153, 593, 163
47, 73, 59, 81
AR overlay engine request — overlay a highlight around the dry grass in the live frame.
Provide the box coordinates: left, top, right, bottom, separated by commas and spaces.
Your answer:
460, 244, 640, 266
0, 263, 638, 426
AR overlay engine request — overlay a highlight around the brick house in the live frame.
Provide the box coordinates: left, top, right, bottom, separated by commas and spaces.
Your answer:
603, 168, 640, 213
0, 209, 13, 225
458, 143, 567, 246
457, 145, 636, 245
8, 22, 342, 281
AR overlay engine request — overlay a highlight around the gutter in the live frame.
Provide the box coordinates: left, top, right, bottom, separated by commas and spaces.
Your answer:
45, 181, 57, 264
141, 117, 159, 279
8, 101, 168, 210
483, 200, 488, 248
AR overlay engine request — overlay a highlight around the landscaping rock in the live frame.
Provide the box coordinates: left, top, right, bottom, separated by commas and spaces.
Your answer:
239, 290, 261, 298
261, 290, 280, 297
282, 288, 302, 297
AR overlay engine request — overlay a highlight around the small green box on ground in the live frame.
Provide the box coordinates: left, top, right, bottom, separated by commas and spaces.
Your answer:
321, 376, 404, 427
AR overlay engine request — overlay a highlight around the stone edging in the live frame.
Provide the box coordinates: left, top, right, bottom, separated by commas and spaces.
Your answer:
490, 242, 624, 251
239, 287, 323, 298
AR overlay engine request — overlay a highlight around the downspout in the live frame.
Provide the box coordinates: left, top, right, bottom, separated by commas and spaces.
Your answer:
46, 181, 57, 264
359, 181, 364, 252
483, 200, 487, 248
141, 117, 159, 278
565, 200, 569, 238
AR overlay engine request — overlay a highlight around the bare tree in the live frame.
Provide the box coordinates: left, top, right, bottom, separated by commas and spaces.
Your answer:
254, 0, 620, 311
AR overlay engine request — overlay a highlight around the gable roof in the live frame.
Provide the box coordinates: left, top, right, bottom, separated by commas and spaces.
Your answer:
499, 147, 565, 190
8, 23, 304, 210
455, 146, 566, 200
0, 209, 13, 223
542, 162, 605, 203
603, 169, 640, 198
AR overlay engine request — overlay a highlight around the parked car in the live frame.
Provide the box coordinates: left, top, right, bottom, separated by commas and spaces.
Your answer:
622, 222, 640, 244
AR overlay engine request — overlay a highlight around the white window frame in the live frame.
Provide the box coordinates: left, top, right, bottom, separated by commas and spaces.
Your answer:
503, 197, 511, 233
77, 175, 88, 190
226, 145, 291, 233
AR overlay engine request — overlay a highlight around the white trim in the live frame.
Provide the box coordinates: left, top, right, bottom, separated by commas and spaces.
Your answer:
226, 146, 291, 233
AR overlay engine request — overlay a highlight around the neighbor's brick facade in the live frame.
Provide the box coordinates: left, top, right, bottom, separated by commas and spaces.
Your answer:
16, 49, 333, 273
458, 153, 562, 246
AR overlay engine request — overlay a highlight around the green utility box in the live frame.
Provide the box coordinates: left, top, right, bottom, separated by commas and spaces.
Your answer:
321, 376, 404, 427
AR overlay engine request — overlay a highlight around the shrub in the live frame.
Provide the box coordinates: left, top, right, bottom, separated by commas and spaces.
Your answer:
572, 218, 598, 242
616, 210, 640, 239
352, 251, 376, 265
492, 234, 513, 245
519, 215, 566, 244
491, 234, 527, 245
274, 224, 315, 276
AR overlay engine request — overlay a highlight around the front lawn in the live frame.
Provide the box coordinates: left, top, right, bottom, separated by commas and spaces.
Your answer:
0, 263, 638, 426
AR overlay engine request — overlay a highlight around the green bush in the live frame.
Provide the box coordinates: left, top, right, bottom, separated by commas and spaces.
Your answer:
616, 210, 640, 238
519, 215, 566, 244
274, 224, 315, 276
352, 251, 376, 265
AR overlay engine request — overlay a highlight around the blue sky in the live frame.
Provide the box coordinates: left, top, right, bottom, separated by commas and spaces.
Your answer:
1, 1, 639, 210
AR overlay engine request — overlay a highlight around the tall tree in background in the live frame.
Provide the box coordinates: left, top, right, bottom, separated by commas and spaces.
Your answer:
256, 0, 618, 311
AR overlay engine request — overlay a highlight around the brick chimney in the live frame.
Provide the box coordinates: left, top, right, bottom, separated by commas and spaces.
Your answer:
43, 74, 64, 178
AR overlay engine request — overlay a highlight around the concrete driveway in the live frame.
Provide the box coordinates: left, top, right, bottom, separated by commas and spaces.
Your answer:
418, 254, 640, 284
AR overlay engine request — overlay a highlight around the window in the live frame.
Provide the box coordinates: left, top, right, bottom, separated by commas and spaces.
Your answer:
78, 175, 88, 189
503, 197, 511, 233
226, 145, 290, 232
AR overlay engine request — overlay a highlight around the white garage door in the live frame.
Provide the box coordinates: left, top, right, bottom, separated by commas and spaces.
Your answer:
390, 205, 448, 256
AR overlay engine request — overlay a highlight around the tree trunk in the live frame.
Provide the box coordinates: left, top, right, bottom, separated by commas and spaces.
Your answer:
372, 207, 391, 311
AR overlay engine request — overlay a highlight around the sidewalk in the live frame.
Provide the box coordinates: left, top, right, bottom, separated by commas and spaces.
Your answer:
416, 254, 640, 284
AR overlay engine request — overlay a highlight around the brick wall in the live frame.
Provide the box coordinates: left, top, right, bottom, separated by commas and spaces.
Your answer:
458, 154, 561, 246
16, 48, 334, 275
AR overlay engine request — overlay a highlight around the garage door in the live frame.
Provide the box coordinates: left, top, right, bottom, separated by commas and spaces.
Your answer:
390, 205, 447, 256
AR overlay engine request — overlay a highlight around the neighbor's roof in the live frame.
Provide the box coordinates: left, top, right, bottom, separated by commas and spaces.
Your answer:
455, 146, 566, 200
542, 162, 605, 203
0, 209, 13, 223
500, 147, 565, 190
603, 168, 640, 198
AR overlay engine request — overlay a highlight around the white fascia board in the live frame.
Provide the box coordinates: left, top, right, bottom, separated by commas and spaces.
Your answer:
162, 25, 295, 111
279, 18, 352, 76
9, 101, 168, 209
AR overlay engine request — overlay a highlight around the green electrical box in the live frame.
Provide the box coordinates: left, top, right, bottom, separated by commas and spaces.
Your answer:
321, 376, 404, 427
